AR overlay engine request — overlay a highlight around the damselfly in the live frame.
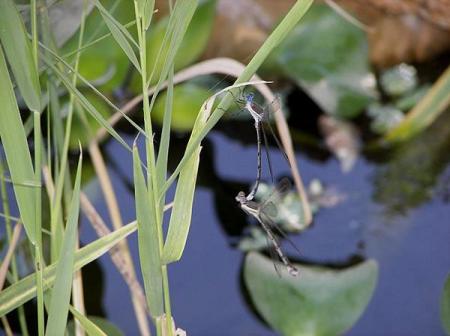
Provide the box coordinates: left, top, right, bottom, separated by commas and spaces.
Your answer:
236, 178, 299, 277
230, 90, 289, 202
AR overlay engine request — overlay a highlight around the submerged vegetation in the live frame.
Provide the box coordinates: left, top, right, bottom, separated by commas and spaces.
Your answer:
0, 0, 449, 335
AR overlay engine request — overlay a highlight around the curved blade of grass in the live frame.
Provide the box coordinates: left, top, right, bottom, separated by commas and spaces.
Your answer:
91, 0, 141, 72
0, 221, 137, 316
161, 0, 314, 195
0, 47, 36, 243
0, 0, 41, 112
69, 306, 107, 336
384, 65, 450, 143
45, 154, 82, 336
133, 146, 163, 318
161, 87, 210, 263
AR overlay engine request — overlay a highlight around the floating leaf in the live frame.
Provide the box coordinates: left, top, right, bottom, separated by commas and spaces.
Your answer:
266, 4, 377, 118
244, 252, 378, 336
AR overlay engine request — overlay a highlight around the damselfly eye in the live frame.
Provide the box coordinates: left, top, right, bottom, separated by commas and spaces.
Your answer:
245, 93, 254, 102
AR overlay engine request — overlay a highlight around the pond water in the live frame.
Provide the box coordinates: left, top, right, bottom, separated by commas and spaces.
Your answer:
78, 104, 450, 335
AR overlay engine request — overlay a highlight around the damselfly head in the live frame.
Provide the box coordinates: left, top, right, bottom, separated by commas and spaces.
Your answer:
235, 191, 247, 203
245, 93, 254, 103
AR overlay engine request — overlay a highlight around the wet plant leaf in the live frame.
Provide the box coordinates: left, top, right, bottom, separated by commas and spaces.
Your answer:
266, 4, 376, 118
244, 252, 378, 336
0, 47, 36, 243
153, 82, 211, 132
441, 274, 450, 335
0, 0, 41, 112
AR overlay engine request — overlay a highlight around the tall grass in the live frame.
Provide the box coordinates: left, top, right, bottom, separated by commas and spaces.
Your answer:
0, 0, 313, 334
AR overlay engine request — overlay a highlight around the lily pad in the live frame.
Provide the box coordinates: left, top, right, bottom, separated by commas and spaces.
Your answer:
244, 252, 378, 336
266, 4, 377, 118
441, 273, 450, 335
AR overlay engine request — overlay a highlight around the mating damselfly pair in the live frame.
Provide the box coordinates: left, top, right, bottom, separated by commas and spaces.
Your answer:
228, 88, 300, 277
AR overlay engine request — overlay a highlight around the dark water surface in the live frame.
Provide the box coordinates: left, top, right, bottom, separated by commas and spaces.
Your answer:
79, 109, 450, 335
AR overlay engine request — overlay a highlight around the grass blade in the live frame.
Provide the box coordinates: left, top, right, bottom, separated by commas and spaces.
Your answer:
0, 0, 41, 112
161, 93, 208, 263
136, 0, 155, 30
133, 145, 164, 318
45, 154, 83, 336
90, 0, 140, 71
384, 65, 450, 143
0, 222, 137, 317
69, 306, 108, 336
0, 47, 36, 243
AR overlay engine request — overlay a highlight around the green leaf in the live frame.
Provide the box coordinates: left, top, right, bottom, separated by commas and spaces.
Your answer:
45, 154, 82, 336
153, 82, 211, 132
0, 221, 137, 316
162, 82, 209, 263
384, 65, 450, 143
266, 4, 376, 118
0, 0, 41, 112
91, 0, 141, 72
0, 47, 36, 243
244, 253, 378, 336
441, 273, 450, 335
68, 308, 109, 336
133, 146, 163, 318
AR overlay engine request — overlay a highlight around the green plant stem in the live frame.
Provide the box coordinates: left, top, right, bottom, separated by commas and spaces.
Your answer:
134, 5, 173, 335
33, 111, 44, 336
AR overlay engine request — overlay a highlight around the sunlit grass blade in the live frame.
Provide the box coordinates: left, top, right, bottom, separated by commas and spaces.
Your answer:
133, 145, 164, 318
0, 47, 36, 243
45, 154, 82, 336
69, 306, 107, 336
0, 0, 41, 112
0, 221, 137, 316
384, 65, 450, 143
160, 0, 314, 195
91, 0, 141, 72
